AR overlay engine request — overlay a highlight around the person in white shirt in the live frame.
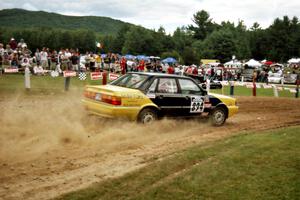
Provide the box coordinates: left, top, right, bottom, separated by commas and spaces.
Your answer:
40, 48, 48, 69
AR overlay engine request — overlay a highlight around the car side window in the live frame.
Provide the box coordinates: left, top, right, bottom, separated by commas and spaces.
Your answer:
157, 78, 178, 93
178, 79, 201, 95
147, 79, 158, 93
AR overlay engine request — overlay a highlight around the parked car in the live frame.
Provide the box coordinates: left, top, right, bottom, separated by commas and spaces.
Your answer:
284, 73, 297, 84
268, 73, 283, 84
82, 72, 238, 126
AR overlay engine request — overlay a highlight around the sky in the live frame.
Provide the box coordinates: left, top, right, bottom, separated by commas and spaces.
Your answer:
1, 0, 299, 33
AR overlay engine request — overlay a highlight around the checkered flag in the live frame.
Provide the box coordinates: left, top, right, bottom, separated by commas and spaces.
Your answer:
78, 72, 87, 80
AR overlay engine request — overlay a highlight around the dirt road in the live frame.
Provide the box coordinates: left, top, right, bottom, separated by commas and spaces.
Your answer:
0, 93, 299, 200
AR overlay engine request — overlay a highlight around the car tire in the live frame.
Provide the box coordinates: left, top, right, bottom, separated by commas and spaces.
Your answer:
210, 107, 226, 126
138, 108, 158, 124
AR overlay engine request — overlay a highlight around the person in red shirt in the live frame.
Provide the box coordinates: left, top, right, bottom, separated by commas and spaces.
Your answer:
192, 66, 198, 75
9, 38, 17, 50
138, 59, 145, 72
167, 65, 175, 74
120, 57, 126, 74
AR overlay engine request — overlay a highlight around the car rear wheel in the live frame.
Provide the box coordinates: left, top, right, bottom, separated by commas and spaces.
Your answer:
210, 107, 226, 126
138, 108, 157, 124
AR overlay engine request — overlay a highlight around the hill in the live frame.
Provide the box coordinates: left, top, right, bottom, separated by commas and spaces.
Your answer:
0, 8, 134, 35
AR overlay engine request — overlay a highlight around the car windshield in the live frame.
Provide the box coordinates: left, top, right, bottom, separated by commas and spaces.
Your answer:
110, 74, 149, 89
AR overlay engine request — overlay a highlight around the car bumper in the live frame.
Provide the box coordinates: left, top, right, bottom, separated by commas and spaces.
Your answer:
82, 99, 140, 121
227, 105, 239, 118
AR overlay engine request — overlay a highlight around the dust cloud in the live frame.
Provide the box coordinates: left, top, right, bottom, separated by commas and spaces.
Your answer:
0, 91, 209, 164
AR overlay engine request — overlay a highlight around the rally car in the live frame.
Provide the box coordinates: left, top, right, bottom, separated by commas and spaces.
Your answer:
82, 72, 238, 126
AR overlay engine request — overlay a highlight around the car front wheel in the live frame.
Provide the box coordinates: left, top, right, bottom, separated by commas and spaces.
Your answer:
210, 107, 226, 126
138, 108, 158, 124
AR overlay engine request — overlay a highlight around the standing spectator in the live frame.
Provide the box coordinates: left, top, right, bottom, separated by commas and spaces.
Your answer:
138, 59, 145, 72
50, 50, 58, 70
40, 47, 48, 69
0, 43, 5, 56
111, 54, 116, 72
192, 66, 198, 75
95, 54, 102, 70
35, 49, 41, 65
5, 44, 13, 55
120, 57, 126, 74
9, 38, 17, 50
10, 52, 19, 68
167, 65, 175, 74
17, 39, 27, 49
70, 52, 79, 71
60, 49, 70, 71
89, 53, 96, 72
0, 43, 4, 70
84, 52, 91, 70
104, 54, 111, 70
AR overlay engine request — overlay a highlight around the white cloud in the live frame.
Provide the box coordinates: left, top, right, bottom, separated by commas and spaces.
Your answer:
0, 0, 299, 33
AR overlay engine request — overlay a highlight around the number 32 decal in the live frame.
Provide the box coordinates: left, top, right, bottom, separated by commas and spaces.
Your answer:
190, 96, 204, 113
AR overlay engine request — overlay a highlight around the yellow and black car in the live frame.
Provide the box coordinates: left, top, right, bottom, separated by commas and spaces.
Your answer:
82, 72, 238, 126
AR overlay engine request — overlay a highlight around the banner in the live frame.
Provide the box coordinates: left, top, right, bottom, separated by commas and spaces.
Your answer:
109, 73, 120, 81
63, 71, 77, 77
90, 72, 103, 80
4, 68, 19, 73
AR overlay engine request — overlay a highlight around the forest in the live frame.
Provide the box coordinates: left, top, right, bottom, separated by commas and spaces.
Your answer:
0, 9, 299, 64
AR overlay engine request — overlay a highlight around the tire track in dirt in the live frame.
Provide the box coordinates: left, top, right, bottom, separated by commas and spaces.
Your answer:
0, 95, 299, 200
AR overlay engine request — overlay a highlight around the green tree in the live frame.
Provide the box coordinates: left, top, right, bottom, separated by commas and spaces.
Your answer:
201, 28, 236, 62
188, 10, 215, 40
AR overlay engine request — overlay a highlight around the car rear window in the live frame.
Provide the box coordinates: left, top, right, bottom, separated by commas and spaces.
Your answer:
110, 74, 148, 89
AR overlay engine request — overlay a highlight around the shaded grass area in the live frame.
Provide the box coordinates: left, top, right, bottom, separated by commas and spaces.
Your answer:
57, 126, 300, 200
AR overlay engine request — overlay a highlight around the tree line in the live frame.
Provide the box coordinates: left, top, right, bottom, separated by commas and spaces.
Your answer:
0, 10, 299, 64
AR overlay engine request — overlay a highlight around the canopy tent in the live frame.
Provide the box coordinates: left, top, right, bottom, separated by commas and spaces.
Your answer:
149, 56, 160, 59
287, 58, 300, 64
224, 60, 242, 68
244, 59, 262, 67
162, 57, 177, 64
124, 54, 136, 60
263, 61, 274, 66
261, 59, 267, 63
136, 55, 149, 61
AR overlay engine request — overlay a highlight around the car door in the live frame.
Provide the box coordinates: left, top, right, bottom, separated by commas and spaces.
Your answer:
146, 77, 185, 117
177, 78, 205, 116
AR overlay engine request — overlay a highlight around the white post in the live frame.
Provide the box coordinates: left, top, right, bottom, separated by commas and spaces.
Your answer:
25, 67, 31, 90
241, 76, 244, 83
272, 85, 278, 97
281, 77, 284, 86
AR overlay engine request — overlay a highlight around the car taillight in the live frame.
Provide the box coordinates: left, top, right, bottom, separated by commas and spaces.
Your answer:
101, 94, 122, 105
84, 91, 96, 99
85, 91, 121, 106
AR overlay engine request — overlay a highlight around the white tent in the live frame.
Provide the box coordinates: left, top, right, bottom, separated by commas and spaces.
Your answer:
287, 58, 300, 64
245, 59, 262, 67
224, 60, 242, 68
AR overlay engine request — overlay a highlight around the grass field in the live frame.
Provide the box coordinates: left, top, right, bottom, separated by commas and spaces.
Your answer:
56, 126, 300, 200
0, 74, 298, 98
